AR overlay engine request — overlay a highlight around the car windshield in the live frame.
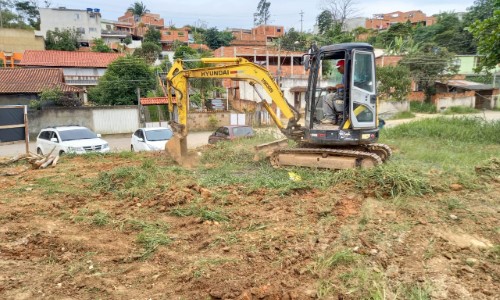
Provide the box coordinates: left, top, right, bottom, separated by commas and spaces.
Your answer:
232, 127, 253, 137
145, 129, 173, 141
59, 128, 98, 141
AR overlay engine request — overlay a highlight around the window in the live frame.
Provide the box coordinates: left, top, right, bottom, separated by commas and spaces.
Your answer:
277, 28, 281, 32
76, 27, 85, 34
353, 52, 374, 93
74, 13, 80, 20
89, 27, 97, 32
165, 31, 171, 35
38, 131, 51, 140
178, 32, 184, 37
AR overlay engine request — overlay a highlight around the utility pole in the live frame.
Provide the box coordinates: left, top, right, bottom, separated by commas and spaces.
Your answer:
299, 10, 304, 32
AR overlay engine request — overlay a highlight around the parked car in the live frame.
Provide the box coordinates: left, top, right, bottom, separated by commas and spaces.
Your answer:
36, 125, 109, 155
208, 125, 254, 144
131, 127, 173, 152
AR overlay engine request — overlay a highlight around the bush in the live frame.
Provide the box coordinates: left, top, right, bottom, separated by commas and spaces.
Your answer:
410, 101, 436, 113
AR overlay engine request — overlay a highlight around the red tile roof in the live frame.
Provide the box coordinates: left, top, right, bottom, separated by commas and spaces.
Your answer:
0, 68, 82, 93
140, 97, 177, 105
19, 50, 123, 68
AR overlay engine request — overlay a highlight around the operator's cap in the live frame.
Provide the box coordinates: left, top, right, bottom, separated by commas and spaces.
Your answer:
335, 60, 345, 68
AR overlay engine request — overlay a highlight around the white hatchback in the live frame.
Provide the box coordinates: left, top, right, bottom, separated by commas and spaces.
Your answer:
36, 126, 110, 155
130, 127, 173, 152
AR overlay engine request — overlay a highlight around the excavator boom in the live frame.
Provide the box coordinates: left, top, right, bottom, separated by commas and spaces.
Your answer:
164, 57, 303, 163
163, 43, 392, 169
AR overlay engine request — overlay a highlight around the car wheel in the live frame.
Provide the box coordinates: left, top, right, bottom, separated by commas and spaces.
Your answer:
37, 148, 43, 155
59, 150, 65, 156
131, 145, 134, 152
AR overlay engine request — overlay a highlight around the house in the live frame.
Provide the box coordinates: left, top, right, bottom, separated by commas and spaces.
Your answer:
366, 10, 436, 30
214, 45, 307, 113
0, 52, 23, 68
19, 50, 123, 103
100, 19, 131, 47
229, 25, 284, 47
39, 7, 102, 47
0, 68, 82, 106
0, 28, 44, 53
435, 79, 499, 110
117, 11, 164, 38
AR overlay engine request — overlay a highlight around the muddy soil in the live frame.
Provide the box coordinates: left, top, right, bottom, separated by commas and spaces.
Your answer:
0, 153, 498, 299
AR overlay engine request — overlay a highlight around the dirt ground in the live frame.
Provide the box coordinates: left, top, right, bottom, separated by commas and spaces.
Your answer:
0, 152, 498, 300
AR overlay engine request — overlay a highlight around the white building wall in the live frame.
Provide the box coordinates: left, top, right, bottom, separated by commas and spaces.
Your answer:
62, 67, 105, 77
40, 7, 102, 42
92, 108, 139, 134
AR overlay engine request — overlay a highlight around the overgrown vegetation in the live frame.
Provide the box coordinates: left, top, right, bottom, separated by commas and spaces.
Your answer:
410, 101, 437, 113
442, 106, 480, 115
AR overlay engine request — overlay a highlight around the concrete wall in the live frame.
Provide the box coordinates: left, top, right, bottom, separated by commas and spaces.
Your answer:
26, 106, 233, 138
379, 100, 409, 117
0, 28, 45, 52
27, 106, 139, 138
433, 92, 475, 111
187, 111, 231, 131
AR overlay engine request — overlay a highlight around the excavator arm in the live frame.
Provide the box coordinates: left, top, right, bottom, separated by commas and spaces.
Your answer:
164, 57, 304, 162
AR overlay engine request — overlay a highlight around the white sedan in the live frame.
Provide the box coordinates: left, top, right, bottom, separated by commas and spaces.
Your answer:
130, 127, 173, 152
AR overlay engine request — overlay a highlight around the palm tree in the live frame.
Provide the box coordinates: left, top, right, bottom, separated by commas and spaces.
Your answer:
128, 1, 149, 19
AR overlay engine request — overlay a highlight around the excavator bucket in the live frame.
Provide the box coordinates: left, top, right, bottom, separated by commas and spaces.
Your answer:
165, 133, 188, 164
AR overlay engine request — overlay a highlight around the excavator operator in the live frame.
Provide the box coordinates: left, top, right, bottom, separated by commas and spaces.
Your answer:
321, 59, 345, 125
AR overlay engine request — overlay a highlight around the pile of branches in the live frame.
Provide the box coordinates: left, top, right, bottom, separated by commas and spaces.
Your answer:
0, 148, 60, 176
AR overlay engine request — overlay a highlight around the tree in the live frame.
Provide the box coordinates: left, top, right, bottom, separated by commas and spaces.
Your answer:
464, 0, 496, 25
133, 41, 161, 64
376, 65, 412, 101
320, 0, 357, 31
0, 0, 31, 29
88, 56, 155, 105
317, 10, 334, 34
468, 8, 500, 72
279, 28, 307, 51
375, 22, 413, 48
254, 0, 270, 26
91, 38, 112, 53
143, 25, 161, 45
14, 0, 40, 29
127, 1, 149, 18
45, 28, 80, 51
399, 43, 459, 102
204, 27, 234, 50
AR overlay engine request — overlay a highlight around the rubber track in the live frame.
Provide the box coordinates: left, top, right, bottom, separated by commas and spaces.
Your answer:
363, 143, 393, 161
270, 147, 383, 168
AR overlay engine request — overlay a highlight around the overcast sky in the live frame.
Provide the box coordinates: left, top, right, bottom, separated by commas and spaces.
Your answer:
50, 0, 476, 31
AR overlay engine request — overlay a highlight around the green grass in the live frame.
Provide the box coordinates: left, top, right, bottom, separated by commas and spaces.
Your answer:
410, 101, 437, 113
389, 111, 416, 120
382, 117, 500, 144
92, 158, 175, 199
128, 220, 171, 259
442, 106, 479, 115
170, 203, 229, 222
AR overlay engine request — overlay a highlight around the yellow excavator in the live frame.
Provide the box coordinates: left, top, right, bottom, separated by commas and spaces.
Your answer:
163, 42, 391, 169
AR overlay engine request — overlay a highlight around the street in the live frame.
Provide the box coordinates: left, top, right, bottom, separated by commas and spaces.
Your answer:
1, 110, 500, 159
0, 131, 214, 158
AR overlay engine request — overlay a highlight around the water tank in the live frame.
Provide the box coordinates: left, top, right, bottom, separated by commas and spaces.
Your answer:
86, 8, 93, 12
94, 8, 100, 13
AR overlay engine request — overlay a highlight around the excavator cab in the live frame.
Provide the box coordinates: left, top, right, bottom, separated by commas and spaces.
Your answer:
303, 43, 379, 146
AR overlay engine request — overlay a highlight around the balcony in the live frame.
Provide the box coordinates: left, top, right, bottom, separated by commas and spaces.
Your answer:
64, 75, 100, 86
